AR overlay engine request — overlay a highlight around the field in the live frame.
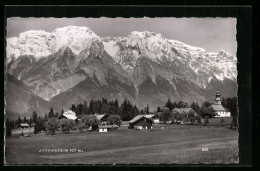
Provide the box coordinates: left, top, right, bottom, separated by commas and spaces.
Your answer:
5, 124, 238, 165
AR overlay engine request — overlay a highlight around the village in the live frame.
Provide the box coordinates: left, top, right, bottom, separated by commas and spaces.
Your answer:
5, 91, 239, 164
7, 91, 238, 136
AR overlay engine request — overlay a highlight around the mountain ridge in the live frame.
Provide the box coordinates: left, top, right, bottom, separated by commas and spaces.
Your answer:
6, 26, 237, 116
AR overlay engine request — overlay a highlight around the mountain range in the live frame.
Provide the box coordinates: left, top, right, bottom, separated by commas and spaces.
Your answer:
6, 26, 237, 118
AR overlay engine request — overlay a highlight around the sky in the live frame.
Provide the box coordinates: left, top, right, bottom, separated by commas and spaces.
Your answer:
7, 17, 237, 55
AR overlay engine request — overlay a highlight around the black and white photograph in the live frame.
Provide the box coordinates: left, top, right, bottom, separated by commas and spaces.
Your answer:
5, 17, 239, 164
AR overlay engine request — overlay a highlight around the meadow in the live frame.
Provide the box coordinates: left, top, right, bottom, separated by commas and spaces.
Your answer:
5, 123, 238, 165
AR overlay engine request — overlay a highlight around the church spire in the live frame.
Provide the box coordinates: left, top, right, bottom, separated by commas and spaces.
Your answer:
215, 91, 221, 105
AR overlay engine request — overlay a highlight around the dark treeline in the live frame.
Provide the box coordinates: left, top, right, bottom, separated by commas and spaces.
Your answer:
69, 98, 141, 121
6, 96, 238, 136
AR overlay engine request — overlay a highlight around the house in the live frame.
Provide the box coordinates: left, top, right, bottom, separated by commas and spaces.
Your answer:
129, 115, 153, 130
172, 108, 198, 124
59, 110, 78, 121
98, 125, 119, 132
95, 114, 111, 124
145, 114, 160, 124
209, 91, 231, 117
19, 123, 29, 129
161, 107, 170, 112
172, 108, 194, 114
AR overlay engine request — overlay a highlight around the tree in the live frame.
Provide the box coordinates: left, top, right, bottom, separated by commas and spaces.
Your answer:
83, 101, 88, 114
202, 101, 211, 108
59, 119, 76, 133
177, 100, 183, 108
185, 111, 196, 125
232, 115, 238, 127
165, 99, 173, 111
173, 111, 185, 123
31, 111, 38, 124
17, 116, 22, 125
43, 114, 48, 122
145, 104, 150, 114
159, 110, 171, 123
199, 106, 214, 118
48, 107, 55, 118
23, 116, 27, 123
107, 115, 122, 126
180, 102, 189, 108
45, 118, 60, 135
157, 106, 161, 112
78, 122, 86, 132
60, 108, 64, 115
226, 97, 238, 117
6, 119, 12, 136
79, 115, 100, 130
34, 117, 46, 134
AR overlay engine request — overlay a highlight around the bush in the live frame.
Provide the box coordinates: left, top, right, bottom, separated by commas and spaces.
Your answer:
59, 118, 76, 133
79, 115, 100, 130
173, 112, 185, 123
159, 110, 172, 123
107, 114, 122, 126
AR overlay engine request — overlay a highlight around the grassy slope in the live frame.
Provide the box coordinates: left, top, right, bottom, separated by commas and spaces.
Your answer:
5, 126, 238, 165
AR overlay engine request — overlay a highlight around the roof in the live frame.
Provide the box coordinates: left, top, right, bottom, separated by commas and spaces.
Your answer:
145, 114, 155, 119
19, 123, 29, 127
99, 125, 119, 129
129, 115, 146, 123
172, 108, 193, 113
161, 107, 170, 111
224, 107, 230, 112
129, 115, 153, 124
211, 105, 226, 111
95, 114, 106, 120
62, 110, 77, 120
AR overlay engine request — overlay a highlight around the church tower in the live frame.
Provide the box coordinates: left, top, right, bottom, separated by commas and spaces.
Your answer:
215, 91, 221, 105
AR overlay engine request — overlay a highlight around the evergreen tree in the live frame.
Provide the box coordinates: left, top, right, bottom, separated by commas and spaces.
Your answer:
60, 108, 64, 116
31, 111, 38, 124
17, 116, 22, 125
195, 102, 200, 113
83, 101, 88, 114
173, 102, 178, 109
114, 99, 119, 115
34, 117, 46, 134
146, 104, 150, 114
23, 116, 27, 123
88, 100, 94, 114
6, 119, 12, 136
48, 107, 55, 118
157, 106, 161, 112
177, 100, 183, 108
43, 114, 48, 121
165, 99, 174, 111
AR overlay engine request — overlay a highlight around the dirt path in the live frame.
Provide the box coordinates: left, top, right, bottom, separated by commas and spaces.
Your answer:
40, 136, 237, 160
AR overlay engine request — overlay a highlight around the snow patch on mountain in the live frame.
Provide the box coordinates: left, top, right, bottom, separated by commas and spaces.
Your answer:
103, 41, 120, 60
52, 26, 101, 55
6, 26, 102, 63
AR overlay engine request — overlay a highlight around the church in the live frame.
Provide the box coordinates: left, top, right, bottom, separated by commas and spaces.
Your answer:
210, 91, 231, 117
